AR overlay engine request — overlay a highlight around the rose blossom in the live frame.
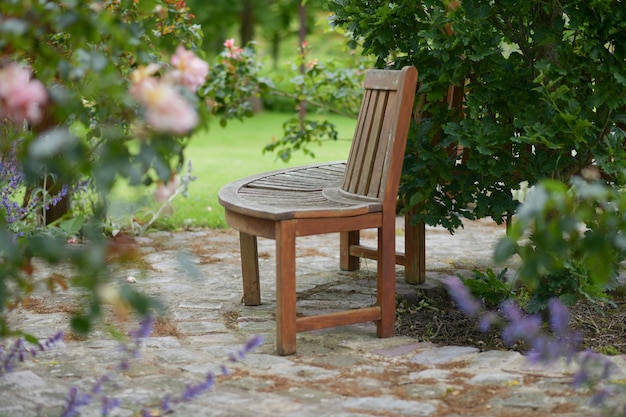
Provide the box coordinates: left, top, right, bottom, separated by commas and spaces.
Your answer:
169, 45, 209, 92
223, 38, 243, 59
130, 74, 198, 134
0, 63, 47, 125
142, 81, 198, 134
130, 61, 199, 134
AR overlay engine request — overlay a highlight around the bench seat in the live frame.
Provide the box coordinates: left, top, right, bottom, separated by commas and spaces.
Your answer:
219, 162, 387, 221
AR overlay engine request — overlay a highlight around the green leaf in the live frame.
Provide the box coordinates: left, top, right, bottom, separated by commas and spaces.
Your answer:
494, 237, 518, 263
60, 216, 85, 235
71, 315, 91, 335
29, 128, 76, 158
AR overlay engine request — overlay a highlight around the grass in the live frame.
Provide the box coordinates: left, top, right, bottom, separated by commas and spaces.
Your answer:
109, 112, 356, 230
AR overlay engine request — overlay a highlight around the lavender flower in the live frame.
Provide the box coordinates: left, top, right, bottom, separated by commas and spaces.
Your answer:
44, 184, 69, 210
101, 396, 121, 416
444, 276, 482, 316
119, 315, 156, 362
572, 350, 616, 388
56, 317, 156, 417
49, 317, 264, 417
160, 394, 173, 413
478, 311, 498, 332
500, 300, 541, 346
60, 387, 92, 417
141, 336, 264, 416
447, 278, 621, 412
228, 335, 264, 363
129, 315, 155, 341
180, 373, 215, 401
0, 331, 63, 375
91, 374, 112, 394
572, 367, 591, 388
589, 388, 610, 407
547, 298, 570, 336
0, 143, 30, 228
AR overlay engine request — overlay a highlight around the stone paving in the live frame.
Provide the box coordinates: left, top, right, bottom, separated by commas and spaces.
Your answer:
1, 218, 625, 417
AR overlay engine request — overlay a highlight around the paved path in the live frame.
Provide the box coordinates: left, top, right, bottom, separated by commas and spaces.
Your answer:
1, 219, 625, 417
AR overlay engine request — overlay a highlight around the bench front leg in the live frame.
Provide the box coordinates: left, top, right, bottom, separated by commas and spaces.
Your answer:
376, 215, 397, 338
276, 220, 297, 355
240, 232, 261, 306
340, 230, 361, 271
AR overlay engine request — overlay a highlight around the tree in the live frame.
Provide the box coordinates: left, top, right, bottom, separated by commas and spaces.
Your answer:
186, 0, 327, 63
329, 0, 626, 231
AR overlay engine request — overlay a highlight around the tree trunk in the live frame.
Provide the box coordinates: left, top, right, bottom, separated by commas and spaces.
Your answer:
240, 0, 255, 45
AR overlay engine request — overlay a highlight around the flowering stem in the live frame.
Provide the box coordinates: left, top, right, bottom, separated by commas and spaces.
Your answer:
138, 185, 184, 235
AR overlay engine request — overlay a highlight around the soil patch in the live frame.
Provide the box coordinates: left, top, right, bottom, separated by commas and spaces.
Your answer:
396, 288, 626, 355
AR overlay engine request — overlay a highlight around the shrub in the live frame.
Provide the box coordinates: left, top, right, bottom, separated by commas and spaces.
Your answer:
495, 176, 625, 311
0, 1, 253, 337
329, 0, 626, 231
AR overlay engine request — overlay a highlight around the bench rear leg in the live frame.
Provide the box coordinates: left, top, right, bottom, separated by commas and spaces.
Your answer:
240, 232, 261, 306
340, 230, 361, 270
404, 209, 426, 284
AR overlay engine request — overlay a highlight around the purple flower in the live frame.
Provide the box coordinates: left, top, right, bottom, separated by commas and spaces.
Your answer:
478, 311, 498, 332
181, 373, 215, 401
572, 368, 590, 387
161, 394, 173, 412
117, 359, 130, 372
548, 298, 570, 336
571, 350, 615, 391
0, 144, 30, 228
229, 335, 264, 363
44, 184, 69, 210
101, 396, 120, 416
589, 388, 610, 407
500, 301, 541, 346
527, 336, 569, 364
60, 387, 92, 417
91, 374, 112, 394
129, 315, 155, 341
1, 331, 63, 375
444, 276, 482, 316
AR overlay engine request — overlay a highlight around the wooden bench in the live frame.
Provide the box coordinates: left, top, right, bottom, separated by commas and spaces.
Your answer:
218, 66, 418, 355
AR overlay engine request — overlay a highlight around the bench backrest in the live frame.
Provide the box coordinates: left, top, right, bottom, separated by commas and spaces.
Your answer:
342, 66, 418, 206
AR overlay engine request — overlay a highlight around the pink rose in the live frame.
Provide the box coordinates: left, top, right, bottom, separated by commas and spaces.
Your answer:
222, 38, 243, 60
224, 38, 235, 49
169, 45, 209, 92
131, 75, 198, 134
0, 63, 47, 125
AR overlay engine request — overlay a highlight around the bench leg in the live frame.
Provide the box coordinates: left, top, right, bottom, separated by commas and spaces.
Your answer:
240, 232, 261, 306
376, 215, 396, 338
405, 210, 426, 284
275, 221, 297, 355
340, 231, 361, 270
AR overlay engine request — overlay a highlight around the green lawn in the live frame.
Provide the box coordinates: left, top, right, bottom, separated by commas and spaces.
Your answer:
109, 112, 355, 230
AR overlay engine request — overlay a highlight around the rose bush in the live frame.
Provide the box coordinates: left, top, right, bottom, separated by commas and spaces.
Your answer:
0, 0, 259, 337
